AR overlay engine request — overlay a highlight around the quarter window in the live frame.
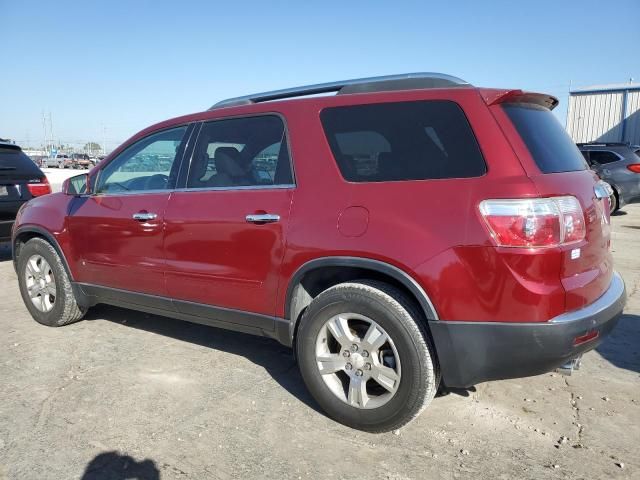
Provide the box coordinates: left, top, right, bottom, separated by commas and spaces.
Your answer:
320, 100, 486, 182
187, 115, 293, 189
96, 126, 188, 194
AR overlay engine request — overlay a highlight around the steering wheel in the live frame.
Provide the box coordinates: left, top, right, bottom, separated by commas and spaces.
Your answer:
144, 174, 169, 190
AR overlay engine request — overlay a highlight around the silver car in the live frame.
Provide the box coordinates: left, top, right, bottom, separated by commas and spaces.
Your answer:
578, 142, 640, 213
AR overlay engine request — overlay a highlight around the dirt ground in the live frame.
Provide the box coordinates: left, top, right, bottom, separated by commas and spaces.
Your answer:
0, 207, 638, 480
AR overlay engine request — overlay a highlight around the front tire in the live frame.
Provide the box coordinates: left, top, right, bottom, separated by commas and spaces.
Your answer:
296, 281, 438, 432
17, 238, 86, 327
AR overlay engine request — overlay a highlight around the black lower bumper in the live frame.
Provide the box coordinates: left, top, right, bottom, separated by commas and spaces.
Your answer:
0, 219, 15, 241
429, 272, 627, 388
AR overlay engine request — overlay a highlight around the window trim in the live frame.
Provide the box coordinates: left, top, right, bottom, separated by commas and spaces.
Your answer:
93, 123, 195, 197
181, 112, 297, 192
319, 99, 487, 184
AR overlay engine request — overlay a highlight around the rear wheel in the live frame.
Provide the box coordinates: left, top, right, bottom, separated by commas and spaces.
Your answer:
17, 238, 86, 327
296, 281, 438, 432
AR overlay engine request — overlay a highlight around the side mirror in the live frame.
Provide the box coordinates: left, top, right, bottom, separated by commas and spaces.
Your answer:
62, 173, 90, 196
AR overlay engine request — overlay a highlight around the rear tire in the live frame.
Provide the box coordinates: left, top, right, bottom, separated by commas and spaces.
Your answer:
17, 238, 86, 327
296, 280, 438, 432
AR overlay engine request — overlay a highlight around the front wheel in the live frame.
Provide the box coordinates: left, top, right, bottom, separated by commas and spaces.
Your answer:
17, 238, 86, 327
296, 281, 438, 432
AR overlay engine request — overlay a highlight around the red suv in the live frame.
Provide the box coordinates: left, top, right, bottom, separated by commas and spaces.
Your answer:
11, 73, 626, 432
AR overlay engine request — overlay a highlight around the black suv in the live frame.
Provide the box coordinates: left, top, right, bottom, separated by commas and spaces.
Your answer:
0, 143, 51, 241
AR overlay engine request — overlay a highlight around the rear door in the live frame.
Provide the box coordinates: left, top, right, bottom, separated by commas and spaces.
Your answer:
493, 102, 612, 310
67, 125, 191, 296
163, 115, 295, 326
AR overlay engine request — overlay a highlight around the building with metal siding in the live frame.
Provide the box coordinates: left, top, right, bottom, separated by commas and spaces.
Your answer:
566, 83, 640, 145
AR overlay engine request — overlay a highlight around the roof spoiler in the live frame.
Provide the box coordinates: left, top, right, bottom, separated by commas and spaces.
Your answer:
479, 88, 559, 110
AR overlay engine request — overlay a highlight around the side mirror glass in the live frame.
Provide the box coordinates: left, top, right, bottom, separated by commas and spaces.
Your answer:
62, 173, 90, 195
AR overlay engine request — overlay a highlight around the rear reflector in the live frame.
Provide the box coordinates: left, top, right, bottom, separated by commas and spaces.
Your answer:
573, 330, 599, 346
627, 164, 640, 173
26, 177, 52, 197
479, 196, 586, 248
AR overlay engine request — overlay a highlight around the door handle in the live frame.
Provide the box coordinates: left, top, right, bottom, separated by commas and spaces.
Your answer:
245, 213, 280, 224
132, 212, 158, 222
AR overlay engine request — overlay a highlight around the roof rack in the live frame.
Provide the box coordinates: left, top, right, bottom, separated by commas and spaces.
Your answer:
209, 72, 470, 110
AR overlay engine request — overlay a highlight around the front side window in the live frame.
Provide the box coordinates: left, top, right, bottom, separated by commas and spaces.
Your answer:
96, 126, 188, 194
187, 115, 293, 189
320, 100, 486, 182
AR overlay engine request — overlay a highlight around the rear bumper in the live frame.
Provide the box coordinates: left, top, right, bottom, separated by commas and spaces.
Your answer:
429, 271, 626, 388
0, 219, 15, 241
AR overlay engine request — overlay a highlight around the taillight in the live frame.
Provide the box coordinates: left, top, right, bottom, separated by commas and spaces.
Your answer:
627, 164, 640, 173
479, 196, 586, 248
26, 177, 52, 197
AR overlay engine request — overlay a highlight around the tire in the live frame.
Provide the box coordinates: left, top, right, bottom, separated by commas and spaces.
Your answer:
17, 237, 86, 327
608, 186, 619, 214
296, 280, 439, 432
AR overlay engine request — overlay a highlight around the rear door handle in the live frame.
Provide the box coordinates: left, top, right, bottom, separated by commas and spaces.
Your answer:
245, 213, 280, 224
132, 212, 158, 222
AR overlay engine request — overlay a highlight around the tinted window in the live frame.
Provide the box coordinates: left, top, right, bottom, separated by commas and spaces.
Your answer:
320, 100, 485, 182
96, 126, 187, 194
589, 150, 621, 165
187, 115, 293, 188
503, 104, 587, 173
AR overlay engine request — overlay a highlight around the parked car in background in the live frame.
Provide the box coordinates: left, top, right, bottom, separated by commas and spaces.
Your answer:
0, 142, 51, 241
11, 73, 625, 432
44, 154, 72, 169
71, 153, 92, 169
578, 142, 640, 213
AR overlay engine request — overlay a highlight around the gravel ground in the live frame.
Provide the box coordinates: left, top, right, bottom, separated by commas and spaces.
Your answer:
0, 207, 638, 480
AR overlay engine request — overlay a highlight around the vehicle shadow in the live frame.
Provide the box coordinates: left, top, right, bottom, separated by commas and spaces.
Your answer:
80, 451, 159, 480
84, 304, 325, 416
596, 313, 640, 374
611, 210, 628, 216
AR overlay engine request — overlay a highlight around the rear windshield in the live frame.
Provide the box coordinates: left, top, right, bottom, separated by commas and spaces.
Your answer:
503, 104, 587, 173
0, 148, 41, 174
320, 100, 486, 182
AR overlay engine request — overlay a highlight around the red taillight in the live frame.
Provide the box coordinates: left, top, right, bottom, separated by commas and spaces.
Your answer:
479, 196, 586, 248
627, 164, 640, 173
27, 177, 52, 197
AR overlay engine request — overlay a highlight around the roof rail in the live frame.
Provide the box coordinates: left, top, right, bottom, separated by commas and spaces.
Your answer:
209, 72, 470, 110
577, 142, 630, 147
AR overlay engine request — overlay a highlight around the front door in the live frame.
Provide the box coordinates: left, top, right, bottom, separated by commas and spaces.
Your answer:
68, 125, 190, 296
163, 115, 295, 327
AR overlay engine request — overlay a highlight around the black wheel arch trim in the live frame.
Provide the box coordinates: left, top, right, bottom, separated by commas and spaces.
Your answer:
12, 225, 95, 308
284, 256, 440, 330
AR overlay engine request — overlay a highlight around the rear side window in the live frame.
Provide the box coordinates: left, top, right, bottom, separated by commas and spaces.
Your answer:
320, 100, 486, 182
588, 150, 621, 165
187, 115, 294, 189
503, 104, 587, 173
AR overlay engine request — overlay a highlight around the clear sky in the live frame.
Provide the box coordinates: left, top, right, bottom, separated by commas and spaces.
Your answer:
2, 0, 639, 152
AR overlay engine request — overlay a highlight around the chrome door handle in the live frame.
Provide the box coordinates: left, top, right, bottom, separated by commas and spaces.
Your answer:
245, 213, 280, 224
132, 212, 158, 221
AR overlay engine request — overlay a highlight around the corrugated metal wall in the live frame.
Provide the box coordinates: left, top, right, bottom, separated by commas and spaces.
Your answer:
566, 88, 640, 144
625, 90, 640, 144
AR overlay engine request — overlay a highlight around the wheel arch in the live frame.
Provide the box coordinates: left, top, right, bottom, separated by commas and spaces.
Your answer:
284, 257, 440, 346
13, 226, 74, 281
